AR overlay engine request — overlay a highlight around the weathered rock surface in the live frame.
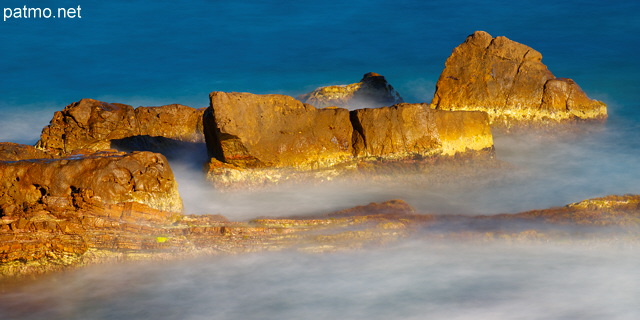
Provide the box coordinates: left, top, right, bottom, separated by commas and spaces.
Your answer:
432, 31, 607, 128
351, 103, 494, 158
0, 199, 424, 278
4, 194, 640, 279
298, 72, 404, 109
0, 143, 53, 161
36, 99, 205, 155
0, 150, 183, 215
204, 92, 495, 188
205, 92, 354, 170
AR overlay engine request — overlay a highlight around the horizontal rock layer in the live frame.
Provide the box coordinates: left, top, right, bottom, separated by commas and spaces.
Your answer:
36, 99, 205, 155
4, 194, 640, 278
432, 31, 607, 129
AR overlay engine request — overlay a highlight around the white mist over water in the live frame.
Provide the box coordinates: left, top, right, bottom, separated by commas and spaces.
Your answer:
2, 241, 639, 320
167, 119, 640, 221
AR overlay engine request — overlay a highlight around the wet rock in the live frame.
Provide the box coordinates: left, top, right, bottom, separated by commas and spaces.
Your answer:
298, 72, 404, 109
432, 31, 607, 129
0, 142, 53, 161
36, 99, 205, 155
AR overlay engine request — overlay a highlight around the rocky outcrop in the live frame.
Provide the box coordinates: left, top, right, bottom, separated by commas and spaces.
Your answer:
298, 72, 404, 109
36, 99, 205, 155
0, 198, 424, 278
4, 194, 640, 278
432, 31, 607, 129
0, 142, 53, 161
205, 92, 354, 170
351, 103, 493, 158
0, 150, 183, 215
204, 93, 495, 188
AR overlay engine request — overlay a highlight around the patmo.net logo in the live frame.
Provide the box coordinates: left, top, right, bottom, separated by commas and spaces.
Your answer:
4, 5, 82, 21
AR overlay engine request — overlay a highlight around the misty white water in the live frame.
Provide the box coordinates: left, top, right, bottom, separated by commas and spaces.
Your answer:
2, 241, 639, 320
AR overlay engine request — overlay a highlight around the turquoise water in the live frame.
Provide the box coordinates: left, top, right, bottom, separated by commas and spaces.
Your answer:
2, 1, 640, 319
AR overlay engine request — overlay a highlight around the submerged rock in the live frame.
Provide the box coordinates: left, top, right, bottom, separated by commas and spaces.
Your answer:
203, 92, 495, 188
432, 31, 607, 129
36, 99, 205, 156
298, 72, 404, 109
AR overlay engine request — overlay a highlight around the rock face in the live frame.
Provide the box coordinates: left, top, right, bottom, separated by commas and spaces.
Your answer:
298, 72, 404, 109
36, 99, 205, 155
204, 92, 495, 188
0, 143, 53, 161
351, 103, 493, 158
205, 92, 354, 170
431, 31, 607, 128
0, 150, 183, 215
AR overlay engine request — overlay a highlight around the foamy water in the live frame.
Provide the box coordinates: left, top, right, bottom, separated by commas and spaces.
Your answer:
2, 241, 639, 320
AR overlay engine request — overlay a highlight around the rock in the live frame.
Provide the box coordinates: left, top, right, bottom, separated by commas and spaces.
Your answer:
204, 92, 496, 188
298, 72, 404, 109
0, 150, 183, 216
0, 142, 53, 161
4, 194, 640, 278
351, 103, 494, 159
432, 31, 607, 129
36, 99, 205, 155
133, 104, 205, 142
205, 92, 354, 170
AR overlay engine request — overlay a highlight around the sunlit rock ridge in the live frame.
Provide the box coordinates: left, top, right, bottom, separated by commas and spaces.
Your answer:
432, 31, 607, 129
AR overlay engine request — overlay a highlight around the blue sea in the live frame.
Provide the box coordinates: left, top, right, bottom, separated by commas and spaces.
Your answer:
2, 1, 640, 319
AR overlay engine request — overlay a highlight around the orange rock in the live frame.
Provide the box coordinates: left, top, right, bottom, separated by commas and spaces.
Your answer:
432, 31, 607, 128
205, 92, 354, 170
0, 150, 183, 215
36, 99, 205, 155
351, 103, 494, 158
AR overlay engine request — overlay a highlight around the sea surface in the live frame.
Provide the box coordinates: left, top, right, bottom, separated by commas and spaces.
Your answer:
2, 1, 640, 319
